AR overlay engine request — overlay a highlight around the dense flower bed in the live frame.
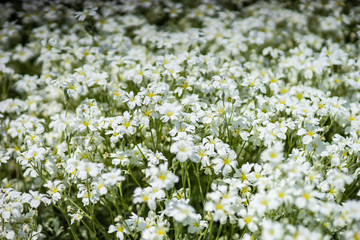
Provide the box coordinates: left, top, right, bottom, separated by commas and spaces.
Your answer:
1, 0, 360, 239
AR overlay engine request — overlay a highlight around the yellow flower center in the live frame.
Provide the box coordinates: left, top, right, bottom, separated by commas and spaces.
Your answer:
223, 158, 231, 165
303, 193, 310, 200
124, 121, 131, 128
199, 151, 205, 157
241, 174, 247, 181
117, 226, 124, 232
245, 217, 252, 224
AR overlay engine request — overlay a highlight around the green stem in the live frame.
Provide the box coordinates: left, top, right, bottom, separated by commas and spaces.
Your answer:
215, 224, 223, 240
55, 204, 80, 240
136, 143, 148, 163
128, 169, 142, 187
81, 219, 99, 240
193, 162, 205, 206
66, 197, 92, 219
182, 162, 187, 198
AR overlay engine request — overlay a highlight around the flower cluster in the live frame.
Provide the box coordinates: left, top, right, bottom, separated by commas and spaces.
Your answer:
1, 0, 360, 239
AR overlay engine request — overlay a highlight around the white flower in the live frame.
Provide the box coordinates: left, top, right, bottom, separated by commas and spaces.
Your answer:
116, 111, 139, 135
1, 202, 21, 221
343, 200, 360, 221
170, 140, 194, 162
213, 147, 237, 176
92, 180, 108, 195
238, 208, 258, 232
0, 151, 10, 166
150, 163, 179, 190
297, 124, 323, 144
77, 162, 104, 180
123, 91, 142, 110
125, 213, 147, 232
164, 199, 197, 224
158, 103, 182, 122
142, 223, 168, 240
26, 190, 50, 208
191, 145, 215, 163
187, 214, 207, 234
65, 78, 84, 98
110, 150, 131, 166
108, 223, 130, 240
204, 191, 234, 224
26, 145, 46, 163
101, 169, 125, 186
261, 142, 284, 166
146, 150, 167, 166
74, 6, 98, 21
133, 187, 157, 210
70, 210, 83, 225
88, 72, 108, 86
77, 184, 100, 206
294, 185, 323, 210
163, 62, 181, 78
261, 220, 284, 240
44, 180, 65, 202
250, 192, 278, 216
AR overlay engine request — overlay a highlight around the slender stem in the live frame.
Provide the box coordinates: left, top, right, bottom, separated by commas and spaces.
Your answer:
81, 219, 99, 240
55, 204, 80, 240
66, 197, 92, 219
193, 162, 205, 206
182, 162, 187, 198
208, 219, 214, 240
215, 224, 223, 240
128, 169, 142, 187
